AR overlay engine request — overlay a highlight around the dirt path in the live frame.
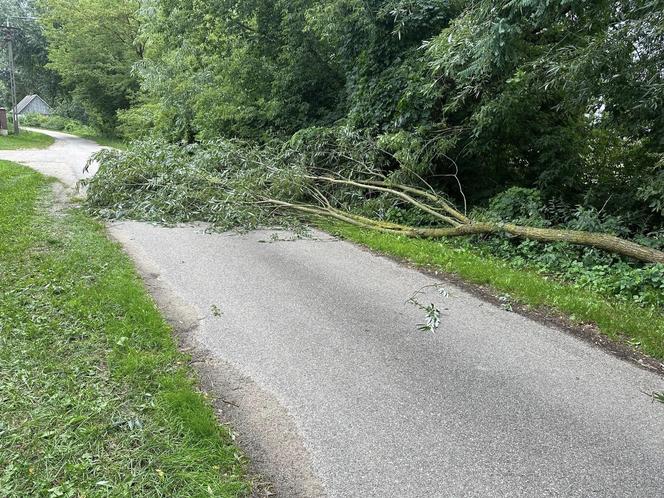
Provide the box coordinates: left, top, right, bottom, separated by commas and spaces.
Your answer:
3, 130, 663, 498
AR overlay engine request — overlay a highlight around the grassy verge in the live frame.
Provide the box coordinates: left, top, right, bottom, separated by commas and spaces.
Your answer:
0, 160, 250, 496
76, 133, 127, 149
324, 222, 664, 361
27, 126, 126, 149
0, 130, 54, 150
17, 114, 127, 150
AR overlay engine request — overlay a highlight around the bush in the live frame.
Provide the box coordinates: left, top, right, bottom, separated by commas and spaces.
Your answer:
116, 103, 162, 141
20, 113, 97, 137
485, 187, 548, 227
470, 188, 664, 307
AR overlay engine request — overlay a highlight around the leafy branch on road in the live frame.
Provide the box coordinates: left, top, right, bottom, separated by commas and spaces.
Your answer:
84, 138, 664, 264
80, 136, 664, 346
407, 284, 449, 333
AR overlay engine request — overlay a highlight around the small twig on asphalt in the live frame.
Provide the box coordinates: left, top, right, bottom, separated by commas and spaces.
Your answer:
407, 284, 449, 333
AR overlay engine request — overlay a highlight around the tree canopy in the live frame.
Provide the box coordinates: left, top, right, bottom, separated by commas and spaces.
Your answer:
38, 0, 143, 131
22, 0, 664, 255
1, 0, 59, 108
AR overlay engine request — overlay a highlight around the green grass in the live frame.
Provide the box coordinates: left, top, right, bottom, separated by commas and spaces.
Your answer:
0, 130, 54, 150
30, 126, 127, 150
0, 160, 251, 496
82, 134, 127, 149
324, 222, 664, 361
17, 113, 128, 149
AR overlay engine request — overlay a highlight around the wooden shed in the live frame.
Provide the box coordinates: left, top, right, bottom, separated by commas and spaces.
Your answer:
14, 94, 52, 116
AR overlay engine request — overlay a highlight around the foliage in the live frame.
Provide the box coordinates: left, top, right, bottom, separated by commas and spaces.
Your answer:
463, 188, 664, 308
51, 94, 90, 123
407, 284, 448, 333
116, 102, 162, 141
87, 136, 664, 303
425, 0, 664, 218
30, 0, 664, 236
30, 0, 663, 310
129, 0, 344, 141
484, 187, 548, 227
0, 0, 61, 107
38, 0, 143, 133
84, 138, 306, 229
20, 113, 96, 136
0, 160, 252, 496
114, 0, 663, 231
84, 128, 446, 228
471, 236, 664, 309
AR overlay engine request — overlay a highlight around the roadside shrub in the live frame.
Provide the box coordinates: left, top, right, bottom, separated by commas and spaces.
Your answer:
475, 233, 664, 307
484, 187, 548, 227
462, 187, 664, 307
52, 97, 89, 123
116, 103, 162, 141
20, 113, 97, 137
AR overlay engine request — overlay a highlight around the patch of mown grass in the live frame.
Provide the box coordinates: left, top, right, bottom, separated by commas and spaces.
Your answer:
0, 130, 54, 150
324, 222, 664, 361
0, 160, 250, 496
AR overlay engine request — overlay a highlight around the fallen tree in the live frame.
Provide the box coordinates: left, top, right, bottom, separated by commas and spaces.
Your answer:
84, 139, 664, 265
266, 176, 664, 265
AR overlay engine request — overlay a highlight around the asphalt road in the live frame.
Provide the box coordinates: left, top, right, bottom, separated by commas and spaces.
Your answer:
3, 130, 664, 497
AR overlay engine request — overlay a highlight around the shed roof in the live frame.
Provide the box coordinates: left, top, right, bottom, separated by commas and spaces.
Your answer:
14, 94, 52, 114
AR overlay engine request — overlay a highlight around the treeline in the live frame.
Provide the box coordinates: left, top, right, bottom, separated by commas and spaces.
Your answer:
35, 0, 664, 237
1, 0, 126, 128
0, 0, 59, 108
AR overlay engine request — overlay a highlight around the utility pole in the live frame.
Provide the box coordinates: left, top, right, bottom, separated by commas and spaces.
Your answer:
5, 22, 19, 135
2, 16, 38, 135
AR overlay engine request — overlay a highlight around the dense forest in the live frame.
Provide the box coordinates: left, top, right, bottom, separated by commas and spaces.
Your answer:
4, 0, 664, 300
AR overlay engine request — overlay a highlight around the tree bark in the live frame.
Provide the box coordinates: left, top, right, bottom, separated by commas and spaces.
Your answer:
502, 224, 664, 264
267, 175, 664, 264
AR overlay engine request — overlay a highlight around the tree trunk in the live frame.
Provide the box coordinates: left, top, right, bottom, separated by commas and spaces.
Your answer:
268, 177, 664, 265
502, 224, 664, 264
380, 223, 664, 264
